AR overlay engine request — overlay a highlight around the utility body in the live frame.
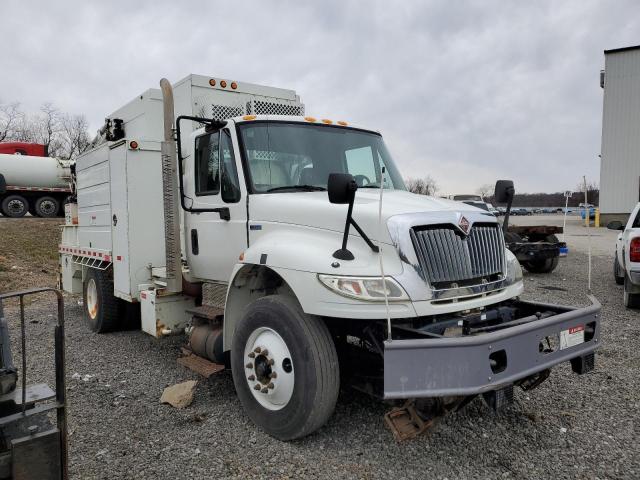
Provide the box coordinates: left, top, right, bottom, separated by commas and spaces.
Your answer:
0, 143, 73, 217
59, 74, 601, 440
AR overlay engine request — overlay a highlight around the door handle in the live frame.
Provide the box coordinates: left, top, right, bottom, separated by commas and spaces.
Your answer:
191, 229, 199, 255
213, 207, 230, 221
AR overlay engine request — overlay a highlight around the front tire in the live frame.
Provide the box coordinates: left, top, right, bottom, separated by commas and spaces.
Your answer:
624, 276, 640, 309
83, 268, 120, 332
231, 295, 339, 440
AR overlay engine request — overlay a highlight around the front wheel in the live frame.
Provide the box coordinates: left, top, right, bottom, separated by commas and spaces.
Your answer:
231, 295, 339, 441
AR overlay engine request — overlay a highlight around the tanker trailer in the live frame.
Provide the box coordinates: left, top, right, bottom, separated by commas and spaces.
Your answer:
0, 152, 73, 217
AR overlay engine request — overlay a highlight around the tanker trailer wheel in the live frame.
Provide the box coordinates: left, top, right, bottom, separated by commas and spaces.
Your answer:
34, 196, 60, 218
231, 295, 339, 441
83, 268, 120, 333
1, 195, 28, 218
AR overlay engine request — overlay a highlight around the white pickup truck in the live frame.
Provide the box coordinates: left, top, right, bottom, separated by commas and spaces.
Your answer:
611, 202, 640, 308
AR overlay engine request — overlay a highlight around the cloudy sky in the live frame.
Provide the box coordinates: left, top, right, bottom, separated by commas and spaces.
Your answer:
2, 1, 639, 194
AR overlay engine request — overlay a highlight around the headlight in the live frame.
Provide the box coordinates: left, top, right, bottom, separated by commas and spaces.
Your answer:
318, 274, 409, 301
505, 250, 523, 284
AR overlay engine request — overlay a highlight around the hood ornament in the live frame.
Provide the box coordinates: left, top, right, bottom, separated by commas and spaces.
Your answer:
458, 215, 470, 235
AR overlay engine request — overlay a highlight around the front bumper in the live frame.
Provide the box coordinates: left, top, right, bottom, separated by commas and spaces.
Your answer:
383, 296, 601, 399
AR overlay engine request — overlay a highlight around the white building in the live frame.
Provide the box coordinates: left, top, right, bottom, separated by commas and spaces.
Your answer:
600, 45, 640, 224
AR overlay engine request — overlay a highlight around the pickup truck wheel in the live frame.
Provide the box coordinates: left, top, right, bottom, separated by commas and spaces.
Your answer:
614, 255, 625, 285
1, 195, 28, 218
623, 277, 640, 308
231, 295, 339, 440
34, 196, 60, 217
83, 268, 120, 333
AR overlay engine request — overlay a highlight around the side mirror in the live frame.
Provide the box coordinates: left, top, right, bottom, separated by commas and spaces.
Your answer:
494, 180, 515, 204
607, 220, 624, 231
328, 173, 358, 204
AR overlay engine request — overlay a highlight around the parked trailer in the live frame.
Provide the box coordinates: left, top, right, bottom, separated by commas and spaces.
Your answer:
59, 74, 600, 440
0, 149, 73, 217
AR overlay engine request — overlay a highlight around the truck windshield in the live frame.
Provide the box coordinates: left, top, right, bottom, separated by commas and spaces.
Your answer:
237, 122, 406, 193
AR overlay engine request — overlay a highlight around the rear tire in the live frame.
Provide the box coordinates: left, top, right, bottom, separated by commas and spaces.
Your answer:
614, 255, 625, 285
624, 276, 640, 309
1, 195, 28, 218
231, 295, 339, 440
34, 196, 60, 217
83, 268, 120, 333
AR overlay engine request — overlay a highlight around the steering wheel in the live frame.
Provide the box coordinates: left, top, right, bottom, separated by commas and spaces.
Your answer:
353, 174, 371, 187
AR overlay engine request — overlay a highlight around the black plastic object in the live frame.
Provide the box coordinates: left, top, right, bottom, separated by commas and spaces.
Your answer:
570, 353, 595, 375
494, 180, 515, 233
191, 229, 199, 255
0, 301, 17, 395
482, 385, 514, 412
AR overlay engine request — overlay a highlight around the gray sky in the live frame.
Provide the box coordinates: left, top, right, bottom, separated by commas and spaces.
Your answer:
2, 0, 638, 194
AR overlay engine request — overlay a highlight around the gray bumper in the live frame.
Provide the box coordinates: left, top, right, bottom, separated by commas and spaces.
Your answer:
383, 296, 601, 399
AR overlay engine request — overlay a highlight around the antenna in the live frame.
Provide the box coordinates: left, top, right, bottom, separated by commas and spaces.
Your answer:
583, 176, 592, 294
378, 165, 392, 341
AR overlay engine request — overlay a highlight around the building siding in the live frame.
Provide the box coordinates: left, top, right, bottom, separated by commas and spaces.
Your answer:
600, 48, 640, 215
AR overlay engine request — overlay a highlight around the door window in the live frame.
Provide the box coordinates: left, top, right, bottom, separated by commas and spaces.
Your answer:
195, 132, 220, 196
220, 130, 241, 203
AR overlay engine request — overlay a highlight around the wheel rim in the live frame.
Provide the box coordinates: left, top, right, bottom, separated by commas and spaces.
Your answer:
7, 199, 25, 216
39, 199, 57, 216
243, 327, 294, 411
86, 279, 99, 320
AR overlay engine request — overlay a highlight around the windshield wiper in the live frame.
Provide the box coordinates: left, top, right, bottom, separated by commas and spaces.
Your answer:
266, 185, 327, 193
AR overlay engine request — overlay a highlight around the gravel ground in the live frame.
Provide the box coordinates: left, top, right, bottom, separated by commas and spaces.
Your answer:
1, 220, 638, 479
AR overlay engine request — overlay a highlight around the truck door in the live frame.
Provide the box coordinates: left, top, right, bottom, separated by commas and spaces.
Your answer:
185, 127, 247, 282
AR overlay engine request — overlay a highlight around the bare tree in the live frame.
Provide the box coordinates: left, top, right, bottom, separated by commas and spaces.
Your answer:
59, 114, 90, 159
405, 175, 439, 196
476, 183, 494, 199
0, 102, 22, 142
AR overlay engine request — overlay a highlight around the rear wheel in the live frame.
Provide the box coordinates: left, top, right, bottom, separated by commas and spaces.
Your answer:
522, 234, 560, 273
231, 295, 339, 440
1, 195, 28, 218
34, 196, 60, 217
83, 268, 120, 332
614, 255, 625, 285
624, 276, 640, 309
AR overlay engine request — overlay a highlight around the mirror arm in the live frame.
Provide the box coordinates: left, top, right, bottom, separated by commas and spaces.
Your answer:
333, 198, 380, 260
350, 218, 380, 253
502, 190, 514, 234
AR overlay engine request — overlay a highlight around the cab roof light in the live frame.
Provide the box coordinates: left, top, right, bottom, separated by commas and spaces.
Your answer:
209, 78, 216, 87
337, 120, 348, 126
321, 119, 333, 124
243, 115, 257, 121
220, 80, 227, 88
304, 116, 317, 122
231, 82, 238, 90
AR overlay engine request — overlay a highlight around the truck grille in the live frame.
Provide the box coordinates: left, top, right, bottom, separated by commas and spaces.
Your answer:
410, 223, 505, 285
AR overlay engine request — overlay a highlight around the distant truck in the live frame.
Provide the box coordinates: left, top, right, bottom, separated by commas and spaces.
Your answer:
0, 142, 73, 217
610, 203, 640, 308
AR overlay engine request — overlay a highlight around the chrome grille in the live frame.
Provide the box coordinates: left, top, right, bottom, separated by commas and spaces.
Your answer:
410, 223, 505, 285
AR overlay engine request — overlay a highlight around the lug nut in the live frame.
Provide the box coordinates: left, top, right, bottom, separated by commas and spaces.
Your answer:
270, 372, 277, 379
261, 349, 269, 356
253, 384, 261, 391
268, 359, 275, 366
267, 383, 275, 389
245, 363, 253, 369
261, 388, 269, 394
254, 347, 261, 354
247, 375, 255, 381
248, 352, 255, 358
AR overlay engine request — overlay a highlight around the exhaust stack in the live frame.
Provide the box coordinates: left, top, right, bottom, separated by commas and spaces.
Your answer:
159, 78, 182, 293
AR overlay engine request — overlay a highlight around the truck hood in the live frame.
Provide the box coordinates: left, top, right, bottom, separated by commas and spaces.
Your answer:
248, 190, 496, 244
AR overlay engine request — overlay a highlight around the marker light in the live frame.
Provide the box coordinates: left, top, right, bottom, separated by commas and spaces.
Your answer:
220, 80, 227, 88
337, 121, 348, 126
209, 79, 216, 87
129, 141, 139, 150
321, 119, 333, 124
243, 115, 257, 121
231, 82, 238, 89
304, 116, 317, 122
318, 274, 409, 301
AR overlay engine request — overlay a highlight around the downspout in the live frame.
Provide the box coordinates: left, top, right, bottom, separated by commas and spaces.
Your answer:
160, 78, 183, 293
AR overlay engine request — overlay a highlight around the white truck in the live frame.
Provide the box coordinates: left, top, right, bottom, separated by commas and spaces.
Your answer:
59, 74, 601, 440
0, 146, 73, 217
610, 203, 640, 307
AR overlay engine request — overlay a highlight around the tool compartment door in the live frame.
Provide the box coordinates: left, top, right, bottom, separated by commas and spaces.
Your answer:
109, 143, 131, 297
